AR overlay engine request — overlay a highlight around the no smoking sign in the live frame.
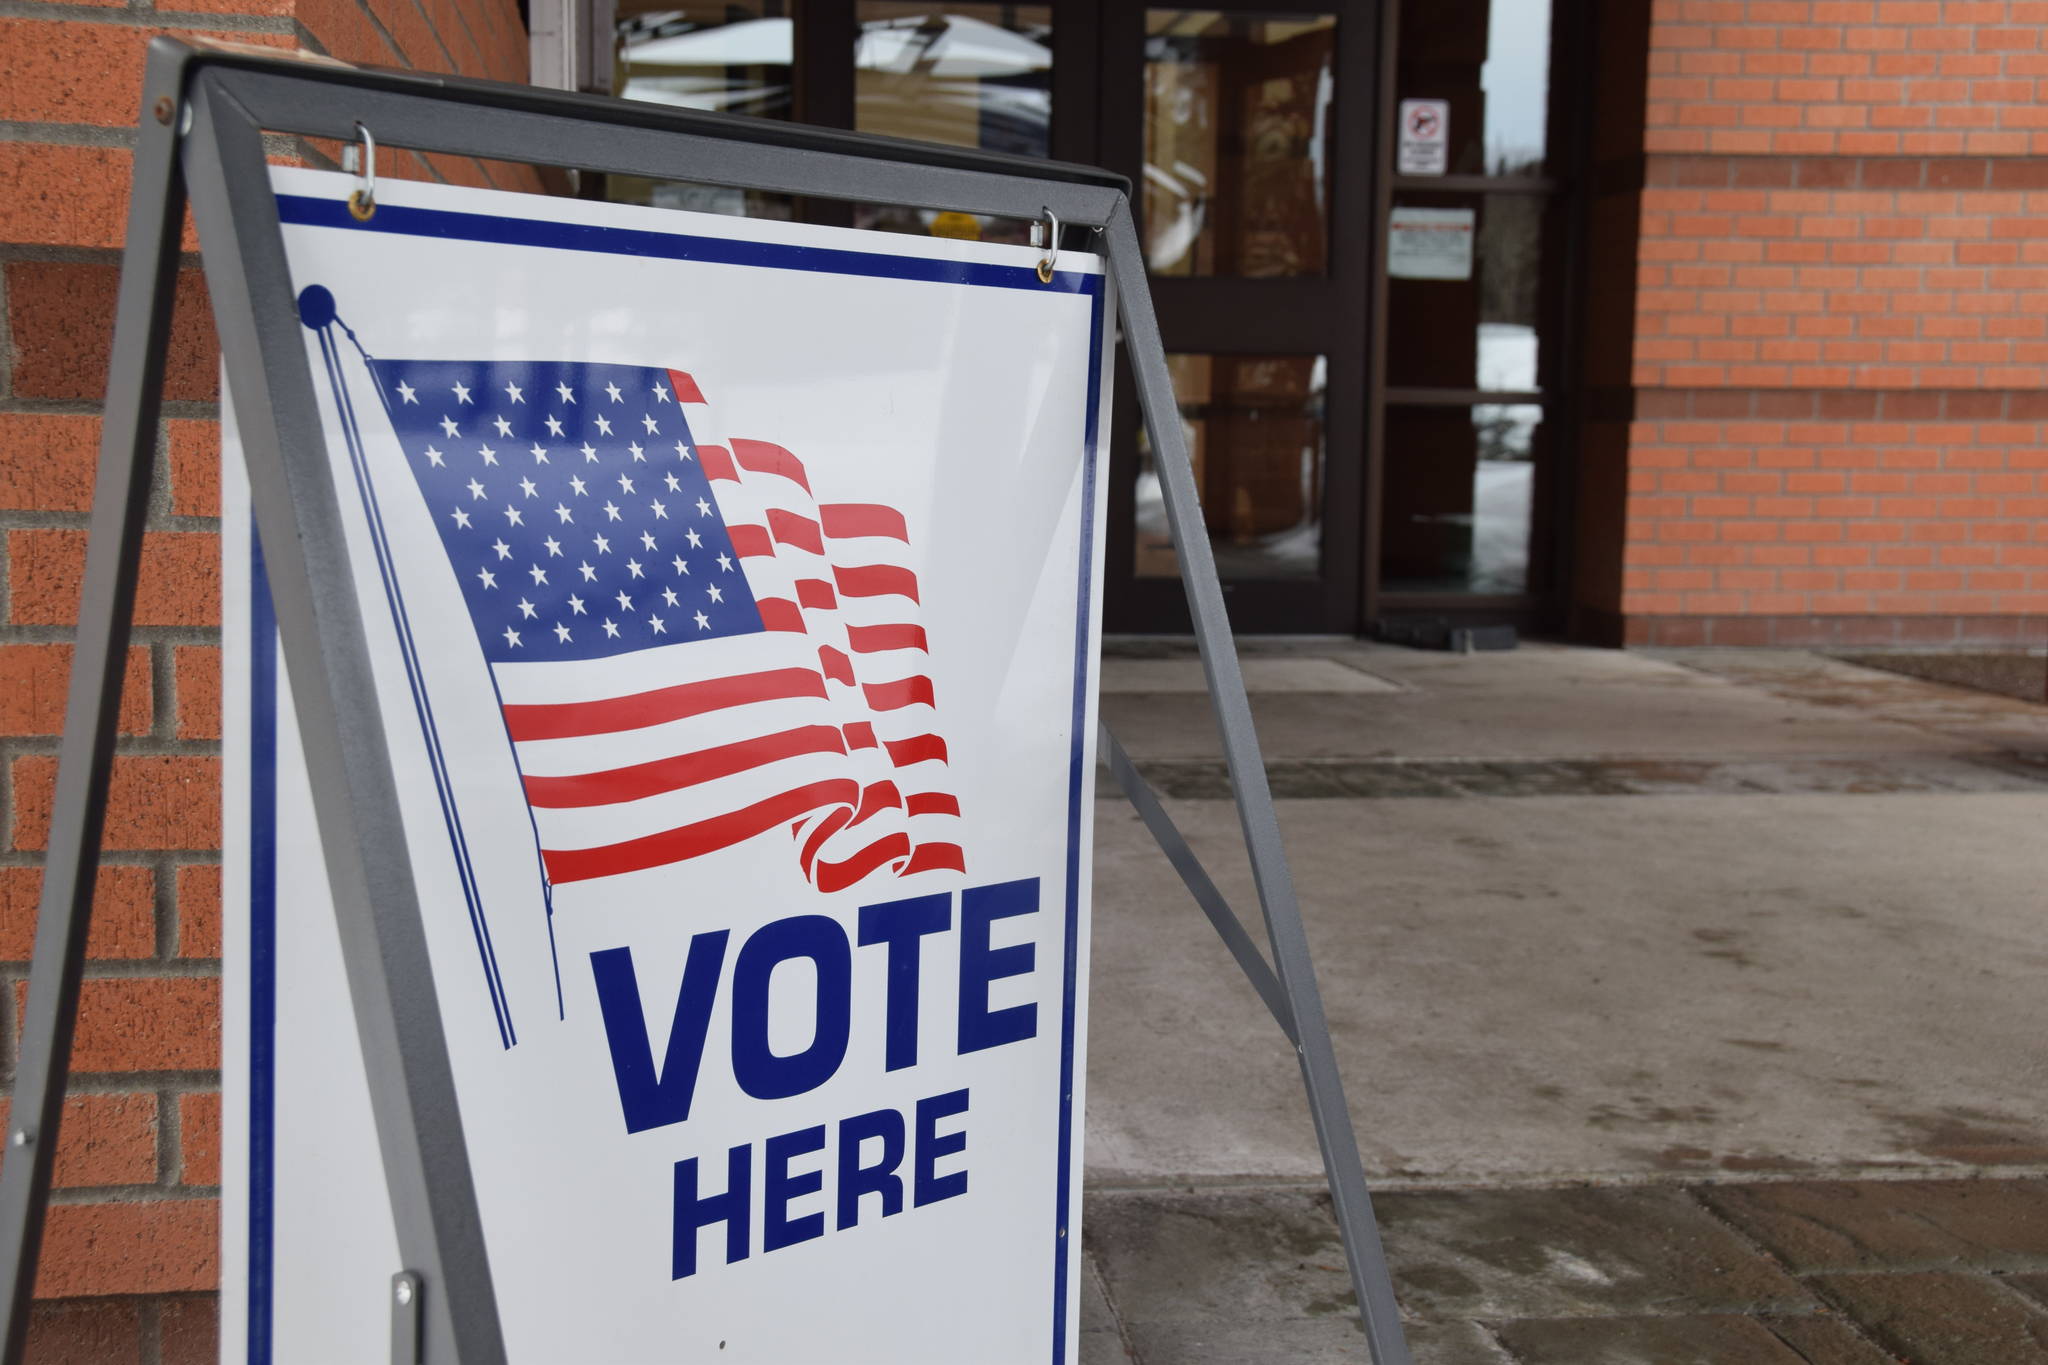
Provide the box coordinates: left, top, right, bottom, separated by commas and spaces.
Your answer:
1398, 98, 1449, 176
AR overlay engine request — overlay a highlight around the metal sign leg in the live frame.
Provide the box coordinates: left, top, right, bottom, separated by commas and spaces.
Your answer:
0, 49, 193, 1364
1102, 204, 1414, 1365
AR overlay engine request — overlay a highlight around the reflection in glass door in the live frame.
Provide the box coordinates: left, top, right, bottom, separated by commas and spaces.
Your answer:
1373, 0, 1569, 611
1104, 5, 1373, 633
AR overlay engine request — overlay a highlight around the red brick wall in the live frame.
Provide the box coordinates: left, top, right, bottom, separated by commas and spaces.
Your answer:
1577, 1, 2048, 645
0, 0, 532, 1353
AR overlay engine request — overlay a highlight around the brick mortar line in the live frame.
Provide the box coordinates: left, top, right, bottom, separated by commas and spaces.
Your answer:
0, 0, 291, 25
0, 513, 229, 534
0, 1071, 218, 1095
0, 398, 219, 420
395, 0, 466, 89
158, 1078, 181, 1186
138, 1297, 163, 1365
0, 624, 223, 645
1677, 1184, 1905, 1361
286, 14, 406, 99
0, 959, 221, 978
44, 1183, 220, 1205
0, 121, 138, 149
0, 850, 223, 867
0, 735, 225, 758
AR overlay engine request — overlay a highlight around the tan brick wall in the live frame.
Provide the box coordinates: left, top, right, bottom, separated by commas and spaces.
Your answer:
0, 0, 534, 1350
1585, 1, 2048, 644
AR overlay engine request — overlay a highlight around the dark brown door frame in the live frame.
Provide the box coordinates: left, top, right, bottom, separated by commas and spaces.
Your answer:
1363, 0, 1591, 633
1095, 0, 1385, 635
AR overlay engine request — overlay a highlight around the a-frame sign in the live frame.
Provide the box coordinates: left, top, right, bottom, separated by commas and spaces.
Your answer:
0, 38, 1412, 1365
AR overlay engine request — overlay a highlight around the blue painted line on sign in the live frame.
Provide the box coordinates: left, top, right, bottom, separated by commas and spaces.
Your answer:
248, 524, 278, 1364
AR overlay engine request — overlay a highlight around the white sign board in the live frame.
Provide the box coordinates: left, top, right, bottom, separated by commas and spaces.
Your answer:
222, 167, 1111, 1363
1388, 206, 1476, 281
1397, 98, 1451, 176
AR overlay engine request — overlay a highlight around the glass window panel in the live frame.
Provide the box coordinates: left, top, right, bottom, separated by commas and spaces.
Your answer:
1143, 12, 1337, 278
1136, 354, 1327, 580
852, 5, 1051, 245
1385, 190, 1545, 391
1379, 403, 1541, 594
611, 2, 796, 219
1396, 0, 1552, 175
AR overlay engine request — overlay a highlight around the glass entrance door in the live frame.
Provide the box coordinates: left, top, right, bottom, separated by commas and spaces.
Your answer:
1098, 4, 1379, 634
1369, 0, 1578, 621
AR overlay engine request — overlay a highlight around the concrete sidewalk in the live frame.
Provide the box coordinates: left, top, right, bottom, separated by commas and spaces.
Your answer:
1080, 642, 2048, 1363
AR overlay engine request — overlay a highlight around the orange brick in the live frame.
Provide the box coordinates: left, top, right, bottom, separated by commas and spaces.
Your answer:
175, 864, 220, 959
8, 530, 220, 627
0, 643, 151, 737
161, 1296, 218, 1365
13, 977, 220, 1074
0, 1093, 157, 1186
6, 262, 217, 403
33, 1198, 217, 1297
0, 864, 154, 960
0, 21, 290, 126
168, 419, 221, 518
0, 412, 99, 512
178, 1092, 220, 1186
0, 142, 157, 256
174, 645, 220, 742
18, 1299, 141, 1365
11, 754, 222, 852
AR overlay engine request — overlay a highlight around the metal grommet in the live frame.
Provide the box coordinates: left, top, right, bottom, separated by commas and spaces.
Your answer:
343, 121, 377, 221
1034, 207, 1060, 284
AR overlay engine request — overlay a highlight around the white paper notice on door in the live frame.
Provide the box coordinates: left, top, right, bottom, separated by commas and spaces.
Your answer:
1387, 207, 1475, 281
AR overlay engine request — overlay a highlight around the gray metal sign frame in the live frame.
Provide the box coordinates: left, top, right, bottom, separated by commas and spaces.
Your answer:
0, 38, 1413, 1365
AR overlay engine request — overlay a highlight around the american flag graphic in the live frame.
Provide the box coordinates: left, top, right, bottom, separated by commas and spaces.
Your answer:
366, 357, 965, 895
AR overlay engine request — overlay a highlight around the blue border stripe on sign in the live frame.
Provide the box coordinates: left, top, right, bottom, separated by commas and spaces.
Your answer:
273, 195, 1104, 299
248, 524, 279, 1363
1050, 277, 1107, 1365
256, 191, 1105, 1362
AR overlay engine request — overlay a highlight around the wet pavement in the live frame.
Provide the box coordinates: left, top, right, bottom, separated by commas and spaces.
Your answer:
1080, 642, 2048, 1363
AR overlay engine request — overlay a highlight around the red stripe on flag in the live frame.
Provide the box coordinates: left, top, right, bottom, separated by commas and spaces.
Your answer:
845, 622, 927, 653
905, 843, 966, 876
731, 438, 812, 493
698, 445, 737, 481
906, 792, 959, 817
820, 504, 909, 541
757, 598, 806, 633
843, 722, 878, 750
542, 778, 857, 884
523, 725, 847, 808
863, 676, 936, 711
666, 368, 707, 404
834, 564, 920, 602
819, 646, 854, 685
796, 578, 837, 610
504, 667, 826, 741
728, 524, 773, 558
799, 805, 850, 878
884, 733, 948, 766
768, 508, 824, 554
852, 781, 903, 826
815, 833, 912, 894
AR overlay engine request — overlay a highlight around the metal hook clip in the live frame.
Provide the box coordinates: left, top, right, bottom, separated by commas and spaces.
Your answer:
1032, 207, 1060, 284
341, 122, 377, 221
